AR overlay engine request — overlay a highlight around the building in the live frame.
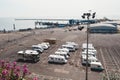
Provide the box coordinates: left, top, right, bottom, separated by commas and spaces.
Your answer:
88, 23, 118, 33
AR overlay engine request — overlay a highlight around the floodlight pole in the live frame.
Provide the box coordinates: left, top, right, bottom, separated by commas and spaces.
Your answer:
86, 16, 90, 80
81, 10, 96, 80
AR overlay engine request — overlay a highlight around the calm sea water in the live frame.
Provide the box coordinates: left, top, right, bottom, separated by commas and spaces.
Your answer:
0, 18, 35, 31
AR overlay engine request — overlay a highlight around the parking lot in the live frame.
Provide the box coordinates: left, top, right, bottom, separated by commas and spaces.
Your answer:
0, 28, 120, 80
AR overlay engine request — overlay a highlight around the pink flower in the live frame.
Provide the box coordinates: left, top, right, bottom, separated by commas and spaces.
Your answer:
1, 60, 5, 68
5, 63, 11, 70
15, 72, 20, 78
15, 66, 21, 72
13, 62, 17, 67
2, 69, 8, 76
33, 77, 38, 80
23, 64, 27, 68
23, 67, 28, 74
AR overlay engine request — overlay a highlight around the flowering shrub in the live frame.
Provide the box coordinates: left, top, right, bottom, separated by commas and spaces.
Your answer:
0, 60, 38, 80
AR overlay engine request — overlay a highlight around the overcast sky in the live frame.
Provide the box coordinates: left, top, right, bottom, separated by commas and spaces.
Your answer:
0, 0, 120, 19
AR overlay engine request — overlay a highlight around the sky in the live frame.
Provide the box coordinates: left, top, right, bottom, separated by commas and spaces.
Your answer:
0, 0, 120, 19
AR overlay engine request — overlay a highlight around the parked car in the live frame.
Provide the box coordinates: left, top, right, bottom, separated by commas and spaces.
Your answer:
90, 62, 104, 71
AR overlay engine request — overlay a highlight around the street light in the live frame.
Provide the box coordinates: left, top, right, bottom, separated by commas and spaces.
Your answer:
81, 11, 96, 80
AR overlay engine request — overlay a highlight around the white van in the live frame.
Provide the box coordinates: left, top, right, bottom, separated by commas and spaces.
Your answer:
42, 42, 50, 48
57, 48, 69, 54
82, 51, 96, 58
32, 45, 44, 53
90, 62, 104, 71
48, 54, 67, 64
38, 43, 49, 50
55, 51, 69, 59
84, 49, 97, 54
81, 54, 98, 65
62, 45, 75, 52
82, 43, 94, 51
17, 50, 40, 62
66, 42, 79, 50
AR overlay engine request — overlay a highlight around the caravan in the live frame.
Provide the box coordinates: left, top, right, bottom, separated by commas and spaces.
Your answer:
48, 54, 67, 64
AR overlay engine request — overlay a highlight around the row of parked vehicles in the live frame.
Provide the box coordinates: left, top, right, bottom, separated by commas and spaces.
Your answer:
48, 42, 79, 64
81, 43, 104, 71
17, 42, 50, 62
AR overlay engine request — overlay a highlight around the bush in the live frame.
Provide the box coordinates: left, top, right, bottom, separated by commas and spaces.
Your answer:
0, 60, 38, 80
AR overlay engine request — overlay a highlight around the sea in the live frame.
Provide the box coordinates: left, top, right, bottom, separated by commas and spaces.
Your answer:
0, 18, 69, 31
0, 18, 36, 31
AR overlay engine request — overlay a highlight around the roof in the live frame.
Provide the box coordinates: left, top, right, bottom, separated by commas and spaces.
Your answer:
82, 55, 97, 60
90, 23, 117, 29
91, 61, 102, 66
49, 54, 65, 58
82, 51, 95, 55
18, 50, 39, 55
55, 51, 67, 54
82, 43, 94, 49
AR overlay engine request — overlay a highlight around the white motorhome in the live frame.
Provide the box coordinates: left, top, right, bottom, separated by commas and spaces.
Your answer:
90, 62, 104, 71
42, 42, 50, 48
57, 48, 69, 54
66, 42, 79, 50
32, 45, 44, 53
62, 44, 75, 52
38, 43, 49, 50
17, 50, 40, 62
84, 49, 97, 54
48, 54, 67, 64
82, 43, 94, 51
81, 55, 98, 65
82, 51, 96, 58
55, 51, 69, 59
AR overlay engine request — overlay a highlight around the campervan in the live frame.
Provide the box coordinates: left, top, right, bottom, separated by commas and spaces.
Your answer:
84, 49, 97, 54
48, 54, 67, 64
82, 43, 94, 51
82, 51, 96, 58
38, 43, 49, 50
66, 42, 79, 50
55, 51, 69, 59
42, 42, 50, 48
57, 48, 69, 54
32, 45, 44, 53
81, 55, 98, 65
62, 44, 75, 52
17, 50, 40, 62
90, 62, 104, 71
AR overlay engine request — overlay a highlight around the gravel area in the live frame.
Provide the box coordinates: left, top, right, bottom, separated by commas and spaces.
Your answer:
0, 27, 120, 80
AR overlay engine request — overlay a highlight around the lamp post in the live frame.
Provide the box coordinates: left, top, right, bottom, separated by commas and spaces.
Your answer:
81, 11, 96, 80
